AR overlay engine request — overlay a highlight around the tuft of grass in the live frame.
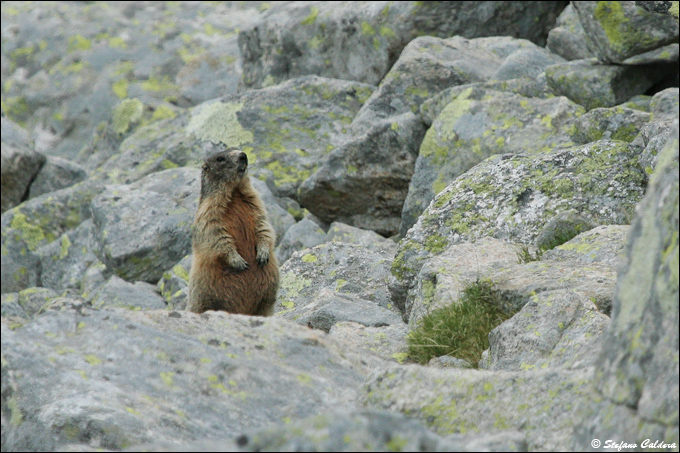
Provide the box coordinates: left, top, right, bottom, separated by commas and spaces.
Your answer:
514, 243, 543, 264
407, 279, 512, 367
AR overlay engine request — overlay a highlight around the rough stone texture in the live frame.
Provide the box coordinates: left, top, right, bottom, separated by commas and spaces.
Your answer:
400, 87, 584, 235
547, 4, 596, 61
326, 222, 398, 255
1, 142, 46, 214
391, 140, 647, 314
573, 103, 679, 450
276, 242, 396, 321
534, 210, 599, 252
541, 224, 630, 269
545, 59, 674, 110
89, 276, 166, 310
1, 2, 263, 160
481, 289, 610, 371
288, 289, 403, 333
635, 118, 679, 174
90, 168, 198, 283
14, 287, 60, 319
275, 217, 327, 265
1, 181, 104, 294
650, 86, 680, 120
491, 47, 565, 81
570, 105, 651, 144
573, 0, 679, 64
1, 307, 375, 452
157, 254, 191, 311
1, 292, 28, 320
27, 156, 87, 200
250, 178, 296, 246
420, 78, 554, 126
401, 237, 519, 325
238, 1, 567, 90
329, 322, 408, 364
36, 219, 109, 297
363, 364, 594, 451
299, 113, 424, 236
350, 36, 537, 132
635, 0, 678, 16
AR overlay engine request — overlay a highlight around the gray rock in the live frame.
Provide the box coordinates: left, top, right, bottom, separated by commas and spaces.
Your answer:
545, 59, 674, 110
326, 222, 397, 255
542, 225, 630, 268
238, 1, 568, 89
481, 289, 610, 371
547, 4, 596, 61
157, 255, 191, 311
250, 178, 296, 246
402, 237, 519, 325
299, 113, 424, 236
233, 409, 451, 452
37, 219, 109, 297
350, 36, 521, 132
491, 47, 565, 81
391, 140, 647, 313
420, 78, 554, 126
572, 91, 679, 450
570, 105, 651, 144
1, 307, 376, 451
93, 76, 375, 198
573, 1, 679, 64
14, 287, 60, 318
620, 94, 653, 112
400, 88, 584, 236
90, 167, 199, 283
428, 356, 472, 369
1, 293, 28, 320
90, 276, 166, 310
28, 156, 88, 199
329, 321, 409, 364
635, 118, 679, 174
1, 142, 46, 213
275, 217, 327, 264
2, 2, 262, 161
635, 1, 679, 16
276, 242, 396, 319
290, 289, 404, 333
535, 210, 599, 251
650, 86, 679, 121
363, 364, 594, 451
1, 181, 104, 293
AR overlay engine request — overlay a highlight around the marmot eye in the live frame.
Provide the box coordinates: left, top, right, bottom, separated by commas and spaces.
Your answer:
216, 156, 226, 162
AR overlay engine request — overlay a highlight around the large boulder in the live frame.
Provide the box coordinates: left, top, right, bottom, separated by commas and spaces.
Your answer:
299, 113, 424, 236
391, 140, 647, 312
90, 167, 199, 283
400, 87, 584, 235
276, 242, 397, 329
546, 4, 596, 61
1, 139, 45, 214
238, 1, 567, 89
1, 307, 377, 451
572, 100, 679, 450
90, 76, 375, 199
572, 1, 679, 64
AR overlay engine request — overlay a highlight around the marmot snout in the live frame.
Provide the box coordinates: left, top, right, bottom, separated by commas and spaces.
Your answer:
187, 148, 279, 315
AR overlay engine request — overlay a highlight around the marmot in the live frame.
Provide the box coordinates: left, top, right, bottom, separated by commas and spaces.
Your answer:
187, 148, 279, 316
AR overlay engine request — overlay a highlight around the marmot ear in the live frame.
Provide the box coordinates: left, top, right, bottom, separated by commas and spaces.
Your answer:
202, 163, 209, 172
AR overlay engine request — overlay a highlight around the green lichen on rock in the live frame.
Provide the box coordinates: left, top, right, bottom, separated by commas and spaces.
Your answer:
112, 99, 144, 135
187, 101, 254, 148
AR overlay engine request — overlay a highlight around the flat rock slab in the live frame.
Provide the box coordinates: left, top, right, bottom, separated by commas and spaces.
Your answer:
1, 307, 375, 451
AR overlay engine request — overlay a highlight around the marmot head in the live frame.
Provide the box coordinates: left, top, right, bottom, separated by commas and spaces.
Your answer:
200, 149, 249, 199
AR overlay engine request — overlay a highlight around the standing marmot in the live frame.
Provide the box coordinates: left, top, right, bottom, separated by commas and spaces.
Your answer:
187, 148, 279, 316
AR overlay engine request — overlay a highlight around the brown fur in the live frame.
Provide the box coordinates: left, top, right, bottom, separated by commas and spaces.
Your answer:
187, 149, 279, 316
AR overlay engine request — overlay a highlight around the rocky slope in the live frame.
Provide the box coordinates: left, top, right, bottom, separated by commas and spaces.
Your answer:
1, 1, 678, 451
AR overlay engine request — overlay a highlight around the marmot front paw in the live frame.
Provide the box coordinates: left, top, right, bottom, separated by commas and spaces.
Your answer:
256, 244, 270, 267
